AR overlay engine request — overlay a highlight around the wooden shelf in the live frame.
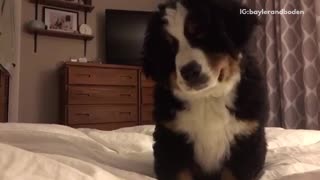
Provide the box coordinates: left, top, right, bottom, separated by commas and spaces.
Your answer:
30, 0, 95, 12
30, 29, 94, 40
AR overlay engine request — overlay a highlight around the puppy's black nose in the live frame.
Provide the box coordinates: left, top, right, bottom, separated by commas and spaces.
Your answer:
180, 61, 202, 83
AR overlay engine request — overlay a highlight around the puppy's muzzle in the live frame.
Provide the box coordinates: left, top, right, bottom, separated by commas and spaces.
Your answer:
180, 61, 209, 90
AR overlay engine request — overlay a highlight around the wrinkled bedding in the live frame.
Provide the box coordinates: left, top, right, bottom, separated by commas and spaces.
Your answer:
0, 123, 319, 180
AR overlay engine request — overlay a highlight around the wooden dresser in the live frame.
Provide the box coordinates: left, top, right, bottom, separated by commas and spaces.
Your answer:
61, 62, 155, 130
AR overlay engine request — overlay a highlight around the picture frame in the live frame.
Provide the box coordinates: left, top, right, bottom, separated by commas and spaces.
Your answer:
79, 0, 92, 5
43, 7, 79, 33
60, 0, 78, 3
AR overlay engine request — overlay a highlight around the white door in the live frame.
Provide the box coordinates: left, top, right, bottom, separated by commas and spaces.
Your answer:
0, 0, 15, 69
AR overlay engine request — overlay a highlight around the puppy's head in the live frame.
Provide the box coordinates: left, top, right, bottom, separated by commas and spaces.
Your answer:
143, 0, 258, 99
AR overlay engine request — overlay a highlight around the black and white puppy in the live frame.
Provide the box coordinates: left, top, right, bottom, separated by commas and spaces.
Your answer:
143, 0, 268, 179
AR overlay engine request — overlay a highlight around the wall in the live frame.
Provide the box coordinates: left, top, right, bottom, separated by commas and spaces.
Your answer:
18, 0, 163, 123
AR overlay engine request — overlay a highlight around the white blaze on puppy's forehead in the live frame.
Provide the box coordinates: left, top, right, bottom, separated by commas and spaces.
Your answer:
164, 2, 217, 94
164, 3, 189, 49
164, 2, 203, 70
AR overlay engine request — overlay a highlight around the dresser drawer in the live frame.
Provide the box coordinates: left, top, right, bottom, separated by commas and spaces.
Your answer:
68, 105, 137, 125
141, 105, 154, 123
142, 87, 154, 105
68, 86, 137, 105
68, 67, 137, 86
141, 74, 155, 87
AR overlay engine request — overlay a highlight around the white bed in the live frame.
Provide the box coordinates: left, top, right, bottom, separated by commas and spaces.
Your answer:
0, 123, 320, 180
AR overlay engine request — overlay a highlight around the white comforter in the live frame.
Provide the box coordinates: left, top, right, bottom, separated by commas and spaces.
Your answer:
0, 123, 320, 180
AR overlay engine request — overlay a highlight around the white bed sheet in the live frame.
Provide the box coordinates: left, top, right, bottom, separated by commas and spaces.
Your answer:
0, 123, 319, 180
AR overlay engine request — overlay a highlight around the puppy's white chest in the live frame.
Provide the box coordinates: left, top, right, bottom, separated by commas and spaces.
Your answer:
175, 98, 236, 172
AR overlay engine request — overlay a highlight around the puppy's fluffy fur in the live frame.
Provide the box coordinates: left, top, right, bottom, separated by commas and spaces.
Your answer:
143, 0, 268, 179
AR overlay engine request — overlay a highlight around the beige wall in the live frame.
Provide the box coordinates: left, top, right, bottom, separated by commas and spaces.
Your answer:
18, 0, 163, 123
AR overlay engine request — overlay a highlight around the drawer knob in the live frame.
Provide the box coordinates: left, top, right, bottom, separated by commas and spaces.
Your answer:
119, 112, 131, 115
77, 74, 91, 78
120, 94, 132, 97
75, 93, 91, 96
120, 75, 133, 79
76, 113, 90, 116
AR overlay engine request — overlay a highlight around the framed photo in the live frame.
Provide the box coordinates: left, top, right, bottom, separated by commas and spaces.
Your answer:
79, 0, 92, 5
60, 0, 78, 3
43, 7, 79, 33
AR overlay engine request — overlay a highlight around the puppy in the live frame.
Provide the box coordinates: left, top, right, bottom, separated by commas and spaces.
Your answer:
143, 0, 268, 179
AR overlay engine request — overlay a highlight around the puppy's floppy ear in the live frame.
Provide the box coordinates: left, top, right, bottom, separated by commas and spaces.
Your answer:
223, 4, 259, 49
142, 10, 177, 84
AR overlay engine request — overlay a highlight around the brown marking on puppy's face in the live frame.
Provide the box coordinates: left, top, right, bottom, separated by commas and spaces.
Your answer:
162, 120, 177, 132
206, 54, 241, 83
177, 169, 193, 180
170, 71, 179, 90
235, 119, 259, 137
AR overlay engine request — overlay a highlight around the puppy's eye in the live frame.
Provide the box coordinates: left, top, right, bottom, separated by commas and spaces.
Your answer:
165, 34, 178, 53
186, 23, 205, 39
165, 34, 176, 45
